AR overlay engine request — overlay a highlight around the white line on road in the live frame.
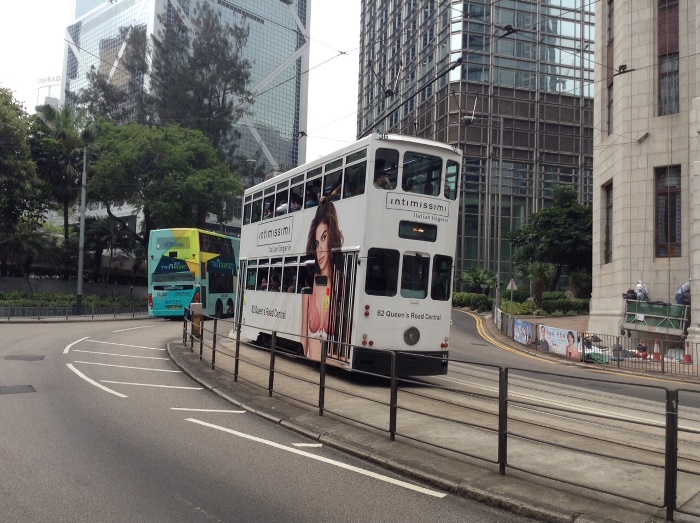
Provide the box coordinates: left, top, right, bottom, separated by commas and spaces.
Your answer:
102, 381, 203, 390
292, 443, 323, 448
171, 408, 245, 413
66, 364, 127, 398
85, 340, 164, 351
112, 325, 156, 333
64, 336, 89, 354
186, 419, 446, 498
73, 361, 180, 372
72, 350, 168, 361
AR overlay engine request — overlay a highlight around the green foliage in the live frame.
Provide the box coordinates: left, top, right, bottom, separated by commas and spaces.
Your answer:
508, 289, 531, 303
499, 299, 537, 315
568, 268, 592, 299
0, 88, 44, 233
0, 291, 143, 307
509, 186, 592, 290
518, 262, 556, 309
452, 292, 493, 312
150, 2, 251, 157
541, 291, 567, 301
89, 121, 242, 246
459, 267, 497, 294
540, 299, 590, 314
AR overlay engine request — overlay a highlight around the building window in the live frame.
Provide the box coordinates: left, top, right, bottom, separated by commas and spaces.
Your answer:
603, 183, 613, 264
607, 84, 613, 134
658, 0, 679, 115
655, 166, 681, 258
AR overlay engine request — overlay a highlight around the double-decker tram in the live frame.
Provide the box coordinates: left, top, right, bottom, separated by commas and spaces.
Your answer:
148, 228, 239, 318
236, 134, 461, 376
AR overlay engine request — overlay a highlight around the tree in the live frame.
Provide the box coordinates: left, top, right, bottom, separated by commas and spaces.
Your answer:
518, 262, 556, 309
149, 2, 251, 157
0, 89, 44, 234
460, 267, 497, 295
0, 219, 55, 294
75, 24, 150, 124
32, 104, 90, 244
508, 186, 592, 290
88, 121, 242, 247
85, 216, 138, 289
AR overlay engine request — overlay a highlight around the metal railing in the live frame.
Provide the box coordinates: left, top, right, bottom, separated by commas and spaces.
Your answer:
494, 308, 699, 378
1, 303, 148, 320
181, 308, 700, 521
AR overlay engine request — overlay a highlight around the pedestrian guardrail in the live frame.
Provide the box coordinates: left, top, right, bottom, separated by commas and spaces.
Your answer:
181, 307, 700, 521
1, 304, 148, 320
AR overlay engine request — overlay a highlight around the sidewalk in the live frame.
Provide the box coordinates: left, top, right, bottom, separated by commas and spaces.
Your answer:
167, 324, 700, 522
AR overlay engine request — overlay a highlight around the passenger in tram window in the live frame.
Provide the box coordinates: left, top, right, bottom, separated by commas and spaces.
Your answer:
373, 159, 393, 190
301, 200, 344, 360
305, 189, 319, 208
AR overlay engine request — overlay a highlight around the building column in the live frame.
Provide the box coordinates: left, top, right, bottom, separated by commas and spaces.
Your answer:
685, 97, 700, 343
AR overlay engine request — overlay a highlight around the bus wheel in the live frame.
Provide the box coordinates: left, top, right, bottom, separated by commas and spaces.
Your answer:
215, 300, 224, 318
226, 299, 234, 318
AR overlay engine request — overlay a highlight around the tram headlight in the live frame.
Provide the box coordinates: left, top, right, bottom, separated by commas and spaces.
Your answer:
404, 327, 420, 346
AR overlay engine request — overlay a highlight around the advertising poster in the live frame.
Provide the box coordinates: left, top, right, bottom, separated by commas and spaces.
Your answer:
540, 326, 580, 359
513, 318, 533, 346
495, 308, 502, 331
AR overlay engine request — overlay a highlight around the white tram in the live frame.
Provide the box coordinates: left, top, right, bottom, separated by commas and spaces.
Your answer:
236, 133, 461, 376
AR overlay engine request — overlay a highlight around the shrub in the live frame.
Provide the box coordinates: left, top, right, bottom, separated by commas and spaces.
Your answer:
510, 289, 531, 303
541, 291, 567, 301
540, 299, 589, 314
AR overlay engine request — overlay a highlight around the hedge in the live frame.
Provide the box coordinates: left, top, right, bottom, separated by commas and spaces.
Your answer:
452, 292, 493, 312
539, 298, 589, 314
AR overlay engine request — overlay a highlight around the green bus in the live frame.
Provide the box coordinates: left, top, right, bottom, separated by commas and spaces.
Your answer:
147, 228, 239, 318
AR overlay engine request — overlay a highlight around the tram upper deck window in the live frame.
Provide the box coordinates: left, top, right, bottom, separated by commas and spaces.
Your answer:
344, 161, 366, 198
251, 198, 262, 223
402, 152, 442, 196
373, 149, 398, 190
365, 248, 399, 296
400, 252, 429, 299
305, 172, 322, 208
290, 175, 304, 213
243, 202, 252, 225
444, 160, 459, 200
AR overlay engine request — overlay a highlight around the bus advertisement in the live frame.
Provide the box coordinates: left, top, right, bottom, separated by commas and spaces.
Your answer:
148, 228, 239, 318
236, 134, 461, 376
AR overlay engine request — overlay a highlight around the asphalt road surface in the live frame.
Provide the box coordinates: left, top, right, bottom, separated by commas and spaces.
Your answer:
0, 320, 537, 523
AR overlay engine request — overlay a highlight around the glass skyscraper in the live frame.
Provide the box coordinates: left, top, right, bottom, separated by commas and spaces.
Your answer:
358, 0, 594, 289
62, 0, 310, 173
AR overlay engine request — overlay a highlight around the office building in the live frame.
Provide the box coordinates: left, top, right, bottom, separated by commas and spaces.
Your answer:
358, 0, 594, 290
62, 0, 310, 173
589, 0, 698, 341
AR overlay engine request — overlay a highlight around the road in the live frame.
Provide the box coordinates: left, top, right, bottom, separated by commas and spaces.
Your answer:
0, 320, 536, 522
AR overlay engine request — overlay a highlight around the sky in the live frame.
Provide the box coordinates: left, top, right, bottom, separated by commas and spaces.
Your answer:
0, 0, 360, 161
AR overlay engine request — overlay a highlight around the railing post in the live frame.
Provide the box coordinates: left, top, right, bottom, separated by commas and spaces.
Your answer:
66, 300, 69, 320
38, 305, 41, 321
211, 317, 218, 370
664, 389, 679, 521
498, 367, 508, 476
113, 298, 117, 318
389, 351, 398, 441
199, 316, 204, 360
91, 302, 95, 319
318, 340, 327, 416
234, 318, 241, 382
268, 331, 277, 397
183, 308, 188, 344
617, 335, 621, 369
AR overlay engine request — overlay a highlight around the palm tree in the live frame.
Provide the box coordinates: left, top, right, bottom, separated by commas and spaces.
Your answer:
518, 262, 556, 309
86, 217, 137, 291
0, 219, 53, 294
460, 267, 497, 295
34, 104, 89, 244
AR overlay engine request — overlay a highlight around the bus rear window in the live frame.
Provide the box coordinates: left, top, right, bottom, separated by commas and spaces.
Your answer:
365, 248, 399, 296
400, 253, 429, 299
398, 221, 437, 242
431, 255, 452, 301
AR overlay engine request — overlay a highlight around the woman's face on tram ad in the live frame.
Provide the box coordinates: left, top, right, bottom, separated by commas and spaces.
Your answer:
315, 222, 329, 273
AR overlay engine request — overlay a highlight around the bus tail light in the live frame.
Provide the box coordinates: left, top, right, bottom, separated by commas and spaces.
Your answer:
364, 304, 370, 317
148, 294, 153, 309
362, 334, 368, 346
368, 340, 374, 346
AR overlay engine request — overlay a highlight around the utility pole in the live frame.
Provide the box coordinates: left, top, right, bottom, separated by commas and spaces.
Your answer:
76, 148, 87, 315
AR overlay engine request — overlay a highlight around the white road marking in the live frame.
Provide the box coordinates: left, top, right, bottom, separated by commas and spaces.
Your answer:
73, 361, 180, 373
66, 364, 127, 398
293, 443, 323, 448
102, 381, 203, 390
72, 350, 168, 361
112, 325, 156, 333
64, 336, 89, 354
171, 408, 245, 413
187, 419, 446, 498
85, 340, 164, 351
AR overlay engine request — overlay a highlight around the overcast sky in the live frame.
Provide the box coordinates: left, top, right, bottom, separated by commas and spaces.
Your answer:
0, 0, 360, 160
